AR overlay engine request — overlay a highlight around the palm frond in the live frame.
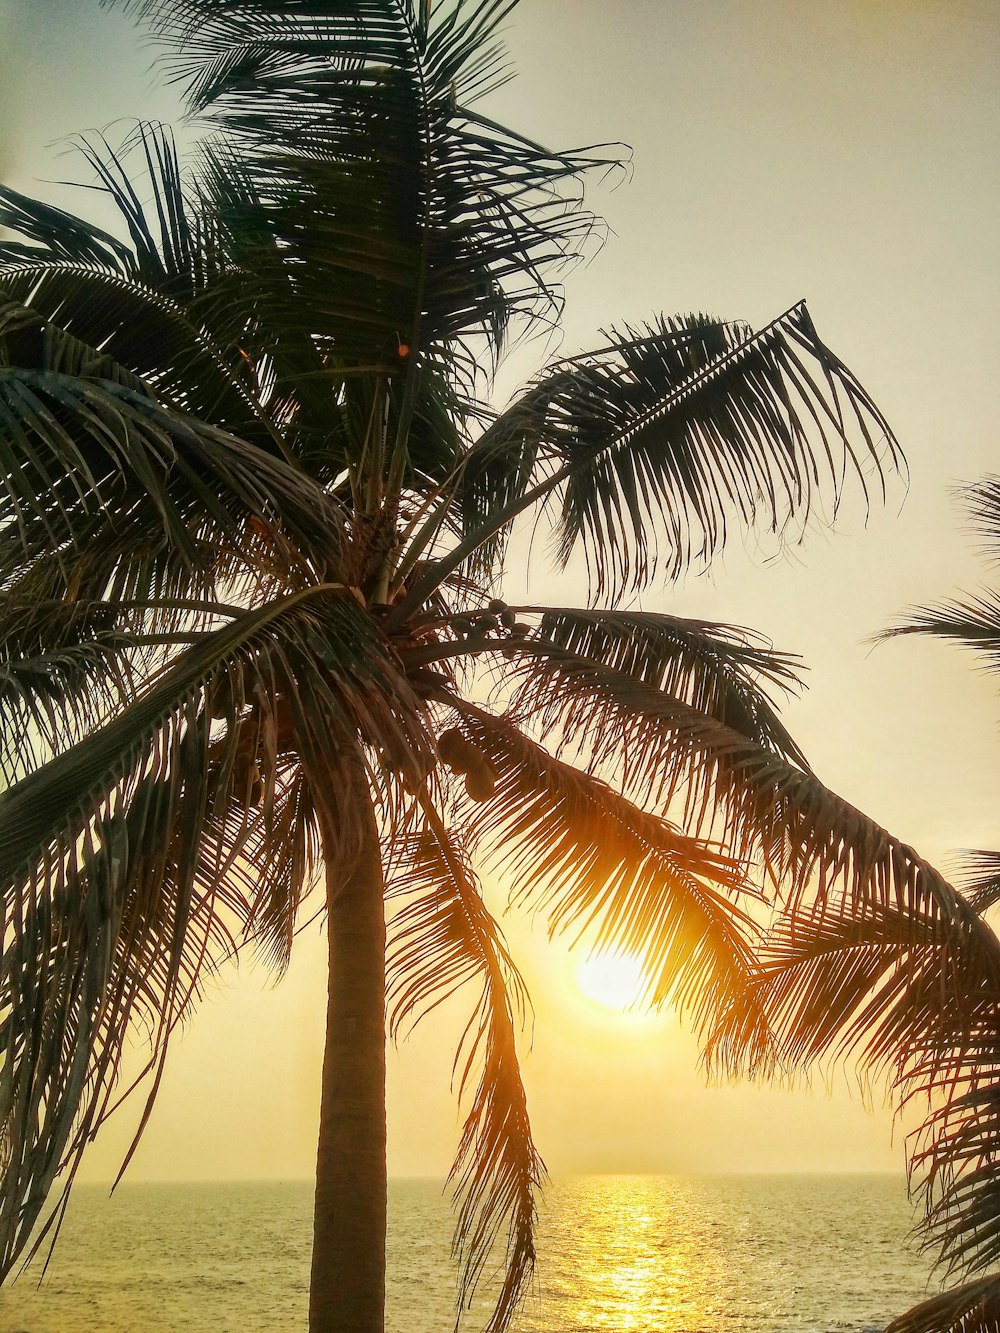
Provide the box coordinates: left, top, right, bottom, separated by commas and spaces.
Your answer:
0, 122, 316, 469
0, 285, 148, 393
0, 585, 432, 1276
0, 259, 285, 457
0, 584, 426, 925
387, 796, 542, 1333
411, 302, 900, 609
436, 701, 772, 1055
0, 123, 199, 294
105, 0, 616, 379
505, 638, 871, 868
882, 594, 1000, 670
885, 1274, 1000, 1333
960, 851, 1000, 915
965, 476, 1000, 564
907, 1013, 1000, 1282
238, 764, 322, 971
718, 896, 986, 1078
704, 837, 1000, 1300
760, 473, 1000, 1322
400, 605, 807, 772
70, 122, 199, 298
0, 596, 149, 783
454, 382, 550, 578
0, 186, 134, 271
523, 607, 807, 765
0, 311, 344, 595
0, 762, 250, 1275
551, 305, 899, 597
183, 136, 356, 468
495, 644, 1000, 1076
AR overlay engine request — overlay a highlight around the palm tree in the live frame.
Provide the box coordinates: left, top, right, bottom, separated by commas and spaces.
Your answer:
873, 479, 1000, 1333
707, 478, 1000, 1333
3, 3, 996, 1331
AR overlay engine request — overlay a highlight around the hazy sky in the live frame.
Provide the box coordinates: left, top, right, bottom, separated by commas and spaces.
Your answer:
4, 0, 1000, 1184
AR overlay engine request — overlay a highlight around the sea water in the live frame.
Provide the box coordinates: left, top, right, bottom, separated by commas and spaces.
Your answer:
0, 1175, 937, 1332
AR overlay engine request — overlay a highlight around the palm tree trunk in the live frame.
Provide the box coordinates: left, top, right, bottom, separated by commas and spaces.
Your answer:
309, 766, 387, 1333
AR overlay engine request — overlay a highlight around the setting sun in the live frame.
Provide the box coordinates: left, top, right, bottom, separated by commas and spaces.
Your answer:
576, 952, 650, 1013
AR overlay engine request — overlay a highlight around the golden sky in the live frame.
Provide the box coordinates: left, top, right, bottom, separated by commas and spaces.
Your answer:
4, 0, 1000, 1182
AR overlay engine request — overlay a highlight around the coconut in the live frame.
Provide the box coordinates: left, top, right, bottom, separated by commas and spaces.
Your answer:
209, 674, 236, 719
465, 762, 497, 802
234, 757, 264, 806
438, 727, 471, 770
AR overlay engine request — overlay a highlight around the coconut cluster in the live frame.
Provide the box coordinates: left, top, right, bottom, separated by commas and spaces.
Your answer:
437, 727, 498, 802
450, 598, 528, 645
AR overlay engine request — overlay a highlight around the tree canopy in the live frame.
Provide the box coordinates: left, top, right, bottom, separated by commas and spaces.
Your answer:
2, 2, 998, 1330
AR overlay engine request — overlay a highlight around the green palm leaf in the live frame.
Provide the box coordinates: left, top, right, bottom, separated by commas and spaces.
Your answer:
0, 264, 276, 440
0, 186, 134, 271
71, 122, 197, 295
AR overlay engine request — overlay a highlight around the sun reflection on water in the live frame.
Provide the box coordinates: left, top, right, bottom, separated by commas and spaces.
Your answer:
518, 1176, 728, 1332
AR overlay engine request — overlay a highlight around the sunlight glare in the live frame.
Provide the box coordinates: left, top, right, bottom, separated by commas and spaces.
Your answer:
576, 951, 649, 1013
553, 1177, 726, 1331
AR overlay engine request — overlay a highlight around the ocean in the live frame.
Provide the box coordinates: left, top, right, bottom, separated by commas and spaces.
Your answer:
0, 1175, 937, 1332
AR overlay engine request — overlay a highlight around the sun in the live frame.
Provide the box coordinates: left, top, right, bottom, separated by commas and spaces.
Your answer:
576, 951, 650, 1013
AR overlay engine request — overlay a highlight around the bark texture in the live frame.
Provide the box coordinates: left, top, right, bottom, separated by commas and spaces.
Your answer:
309, 769, 387, 1333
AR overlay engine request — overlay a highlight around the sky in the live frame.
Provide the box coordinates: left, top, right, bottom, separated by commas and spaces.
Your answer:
3, 0, 1000, 1185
